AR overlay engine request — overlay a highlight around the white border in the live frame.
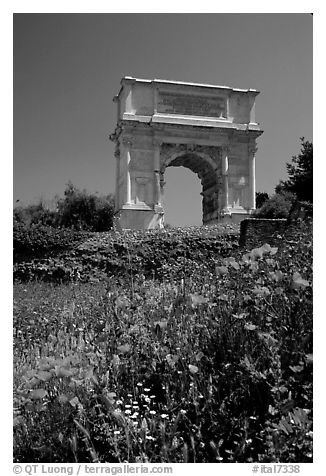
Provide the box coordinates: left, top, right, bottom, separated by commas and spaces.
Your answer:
4, 4, 321, 475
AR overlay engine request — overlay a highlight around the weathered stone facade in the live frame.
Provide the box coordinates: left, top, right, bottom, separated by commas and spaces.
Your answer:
110, 77, 263, 230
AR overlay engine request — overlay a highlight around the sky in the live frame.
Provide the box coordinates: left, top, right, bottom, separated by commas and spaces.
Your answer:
13, 13, 313, 226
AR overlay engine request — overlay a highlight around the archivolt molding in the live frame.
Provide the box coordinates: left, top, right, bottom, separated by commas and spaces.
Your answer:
159, 142, 221, 173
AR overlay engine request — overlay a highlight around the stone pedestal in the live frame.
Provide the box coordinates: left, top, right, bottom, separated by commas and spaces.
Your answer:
117, 208, 162, 230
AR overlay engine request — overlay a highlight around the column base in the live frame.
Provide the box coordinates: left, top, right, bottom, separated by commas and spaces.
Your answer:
221, 209, 255, 224
204, 208, 254, 225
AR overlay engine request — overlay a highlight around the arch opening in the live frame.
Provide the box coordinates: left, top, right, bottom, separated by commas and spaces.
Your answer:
163, 165, 202, 227
162, 152, 221, 226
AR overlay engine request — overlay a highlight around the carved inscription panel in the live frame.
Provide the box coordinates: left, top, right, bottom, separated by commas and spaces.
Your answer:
158, 92, 226, 118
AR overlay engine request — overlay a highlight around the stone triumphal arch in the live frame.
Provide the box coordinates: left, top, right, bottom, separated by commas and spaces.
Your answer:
110, 77, 263, 230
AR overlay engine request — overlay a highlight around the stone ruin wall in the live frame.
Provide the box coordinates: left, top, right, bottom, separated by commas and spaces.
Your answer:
239, 218, 288, 248
239, 215, 312, 249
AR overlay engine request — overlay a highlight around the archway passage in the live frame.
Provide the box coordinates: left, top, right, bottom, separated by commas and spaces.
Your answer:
163, 152, 220, 225
163, 165, 202, 227
110, 76, 263, 230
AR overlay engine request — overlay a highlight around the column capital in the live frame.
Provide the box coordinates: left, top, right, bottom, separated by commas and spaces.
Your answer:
249, 144, 258, 155
221, 145, 230, 154
153, 137, 163, 147
121, 136, 133, 147
114, 146, 120, 159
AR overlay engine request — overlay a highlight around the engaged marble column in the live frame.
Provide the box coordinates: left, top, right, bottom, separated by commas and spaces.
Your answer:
249, 145, 257, 210
154, 172, 161, 205
160, 174, 166, 205
221, 146, 229, 210
153, 139, 162, 206
122, 138, 132, 205
114, 148, 120, 211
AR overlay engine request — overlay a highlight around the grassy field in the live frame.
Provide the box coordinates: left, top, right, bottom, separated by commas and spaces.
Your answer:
13, 221, 313, 463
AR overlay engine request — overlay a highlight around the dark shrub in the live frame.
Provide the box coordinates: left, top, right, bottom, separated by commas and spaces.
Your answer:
13, 222, 89, 261
256, 191, 269, 209
56, 182, 114, 232
254, 192, 296, 219
14, 202, 57, 227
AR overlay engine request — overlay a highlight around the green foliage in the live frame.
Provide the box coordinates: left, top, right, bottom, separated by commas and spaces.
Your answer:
254, 192, 296, 219
14, 200, 57, 227
56, 182, 115, 231
14, 223, 240, 282
276, 138, 313, 203
14, 182, 115, 232
256, 191, 270, 209
13, 221, 312, 463
13, 221, 90, 262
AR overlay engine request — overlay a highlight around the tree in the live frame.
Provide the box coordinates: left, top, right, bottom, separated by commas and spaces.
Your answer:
56, 182, 115, 231
276, 137, 313, 202
13, 199, 57, 227
256, 191, 269, 209
13, 183, 115, 232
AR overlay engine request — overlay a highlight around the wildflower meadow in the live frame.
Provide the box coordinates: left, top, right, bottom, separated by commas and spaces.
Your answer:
13, 220, 312, 463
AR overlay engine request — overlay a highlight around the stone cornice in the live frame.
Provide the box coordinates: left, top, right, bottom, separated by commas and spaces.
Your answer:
121, 76, 260, 95
120, 115, 263, 135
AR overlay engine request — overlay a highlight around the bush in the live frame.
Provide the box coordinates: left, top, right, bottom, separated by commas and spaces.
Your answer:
256, 191, 270, 209
13, 222, 89, 261
14, 202, 57, 227
13, 223, 240, 282
14, 183, 115, 232
287, 201, 313, 223
56, 182, 114, 232
254, 192, 296, 219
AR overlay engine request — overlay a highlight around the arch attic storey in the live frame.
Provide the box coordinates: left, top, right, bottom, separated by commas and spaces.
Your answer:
110, 76, 263, 230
